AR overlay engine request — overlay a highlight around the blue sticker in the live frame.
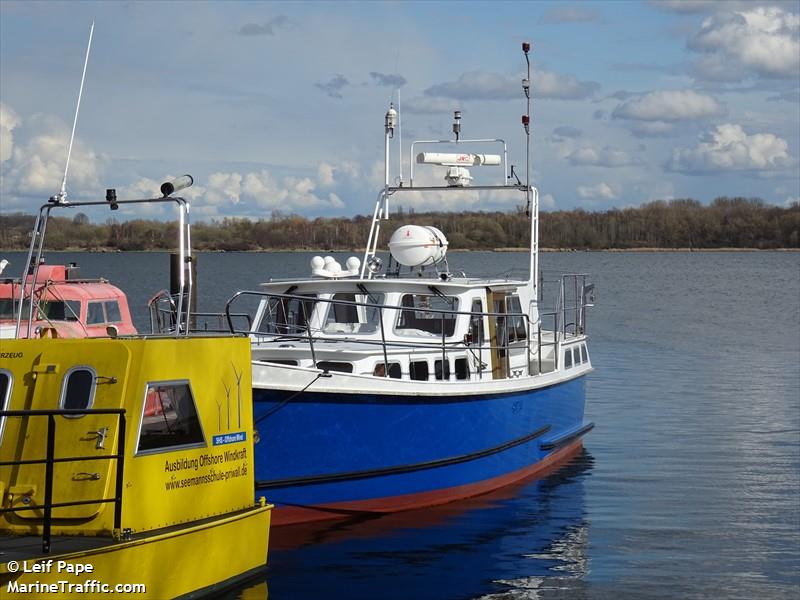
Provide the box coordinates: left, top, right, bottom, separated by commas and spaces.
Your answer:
213, 431, 247, 446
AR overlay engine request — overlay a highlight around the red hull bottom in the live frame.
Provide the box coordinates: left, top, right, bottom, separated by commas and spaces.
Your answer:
272, 439, 584, 526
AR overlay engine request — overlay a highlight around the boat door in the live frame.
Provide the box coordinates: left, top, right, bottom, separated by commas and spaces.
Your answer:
486, 290, 509, 379
12, 341, 130, 520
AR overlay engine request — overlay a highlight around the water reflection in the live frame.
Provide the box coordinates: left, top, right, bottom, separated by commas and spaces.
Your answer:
232, 451, 593, 600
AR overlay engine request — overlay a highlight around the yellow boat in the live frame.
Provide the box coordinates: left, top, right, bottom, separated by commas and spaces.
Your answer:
0, 335, 271, 598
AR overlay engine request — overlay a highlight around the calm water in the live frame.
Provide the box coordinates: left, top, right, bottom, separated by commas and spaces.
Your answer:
4, 250, 799, 599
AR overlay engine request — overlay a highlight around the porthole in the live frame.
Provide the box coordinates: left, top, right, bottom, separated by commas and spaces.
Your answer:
60, 366, 97, 416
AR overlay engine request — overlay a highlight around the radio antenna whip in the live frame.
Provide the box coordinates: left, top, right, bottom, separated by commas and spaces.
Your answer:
55, 21, 94, 204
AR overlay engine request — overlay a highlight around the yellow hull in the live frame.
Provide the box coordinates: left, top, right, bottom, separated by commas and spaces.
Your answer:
1, 503, 271, 599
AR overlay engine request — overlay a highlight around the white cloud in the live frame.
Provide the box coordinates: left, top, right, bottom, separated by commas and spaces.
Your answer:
1, 111, 102, 201
1, 103, 20, 163
316, 161, 360, 187
567, 146, 639, 167
689, 6, 800, 80
668, 123, 792, 173
577, 182, 617, 199
540, 193, 556, 209
317, 162, 335, 187
207, 172, 243, 204
613, 90, 723, 122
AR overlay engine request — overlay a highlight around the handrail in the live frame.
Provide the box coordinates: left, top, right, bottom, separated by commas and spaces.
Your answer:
227, 289, 538, 377
224, 280, 590, 380
0, 408, 126, 553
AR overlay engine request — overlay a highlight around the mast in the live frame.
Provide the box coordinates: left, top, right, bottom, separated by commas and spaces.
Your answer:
522, 41, 538, 299
56, 21, 94, 205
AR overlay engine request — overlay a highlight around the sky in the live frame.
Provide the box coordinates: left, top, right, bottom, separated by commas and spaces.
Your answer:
1, 0, 798, 222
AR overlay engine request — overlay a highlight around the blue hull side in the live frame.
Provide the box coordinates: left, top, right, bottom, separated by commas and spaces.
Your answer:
253, 376, 588, 513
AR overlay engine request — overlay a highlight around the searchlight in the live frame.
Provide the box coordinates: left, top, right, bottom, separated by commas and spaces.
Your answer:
161, 174, 194, 198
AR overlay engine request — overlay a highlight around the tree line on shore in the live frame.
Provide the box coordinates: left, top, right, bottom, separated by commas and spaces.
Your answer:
1, 197, 797, 252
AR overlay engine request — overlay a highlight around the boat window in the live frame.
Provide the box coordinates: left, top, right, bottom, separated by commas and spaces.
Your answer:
87, 301, 105, 325
410, 361, 429, 381
396, 294, 458, 337
564, 349, 573, 369
60, 366, 97, 415
574, 347, 582, 365
581, 345, 588, 363
469, 299, 484, 344
434, 359, 451, 381
455, 358, 469, 380
0, 370, 11, 446
323, 292, 385, 334
105, 301, 121, 323
373, 362, 401, 378
40, 300, 81, 322
137, 381, 205, 454
262, 359, 298, 366
0, 299, 14, 319
506, 296, 527, 342
316, 361, 353, 374
259, 295, 317, 336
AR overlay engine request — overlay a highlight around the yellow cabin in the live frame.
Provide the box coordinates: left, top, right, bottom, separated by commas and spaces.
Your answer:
0, 336, 271, 598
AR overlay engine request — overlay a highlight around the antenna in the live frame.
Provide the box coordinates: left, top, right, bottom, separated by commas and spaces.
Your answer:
54, 21, 94, 205
397, 86, 403, 185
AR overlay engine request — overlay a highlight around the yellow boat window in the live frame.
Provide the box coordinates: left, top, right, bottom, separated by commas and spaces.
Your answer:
60, 366, 97, 414
137, 381, 206, 454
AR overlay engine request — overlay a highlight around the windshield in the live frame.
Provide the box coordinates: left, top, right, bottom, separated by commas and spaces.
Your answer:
323, 292, 385, 335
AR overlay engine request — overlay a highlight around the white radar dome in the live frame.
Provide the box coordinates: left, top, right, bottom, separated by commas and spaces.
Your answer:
388, 225, 449, 267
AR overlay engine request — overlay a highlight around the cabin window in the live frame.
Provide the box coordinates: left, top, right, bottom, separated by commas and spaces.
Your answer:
434, 359, 451, 381
40, 300, 81, 322
469, 299, 484, 344
87, 302, 105, 325
373, 362, 401, 378
87, 300, 122, 325
455, 358, 469, 380
574, 347, 582, 365
410, 361, 429, 381
0, 370, 11, 446
396, 294, 458, 337
105, 301, 121, 323
506, 296, 527, 343
581, 345, 588, 363
60, 366, 97, 415
564, 349, 573, 369
0, 299, 14, 319
137, 381, 205, 454
316, 361, 353, 374
262, 359, 298, 366
259, 295, 317, 336
323, 292, 385, 334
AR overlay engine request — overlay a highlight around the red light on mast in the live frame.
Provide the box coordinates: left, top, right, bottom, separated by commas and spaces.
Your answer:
522, 42, 531, 54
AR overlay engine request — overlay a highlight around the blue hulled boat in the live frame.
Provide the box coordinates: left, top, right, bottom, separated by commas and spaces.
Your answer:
226, 43, 595, 525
